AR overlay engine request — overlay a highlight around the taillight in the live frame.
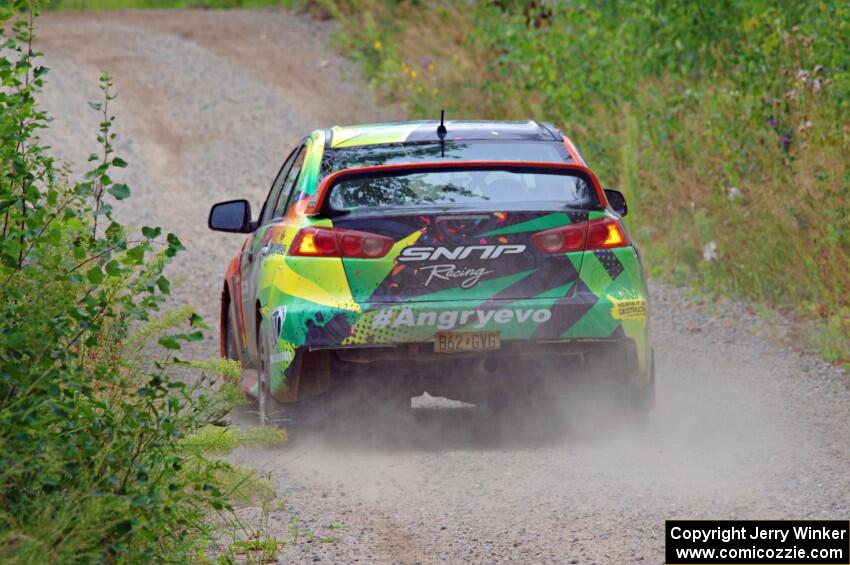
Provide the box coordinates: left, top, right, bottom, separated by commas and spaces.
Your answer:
290, 226, 393, 258
291, 227, 338, 256
531, 217, 628, 254
337, 229, 394, 258
531, 223, 587, 254
586, 218, 628, 249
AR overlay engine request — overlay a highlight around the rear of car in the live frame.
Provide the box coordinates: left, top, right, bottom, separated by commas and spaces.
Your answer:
214, 121, 652, 422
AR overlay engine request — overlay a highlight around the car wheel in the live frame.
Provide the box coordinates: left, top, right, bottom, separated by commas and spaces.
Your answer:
256, 316, 286, 427
224, 303, 239, 362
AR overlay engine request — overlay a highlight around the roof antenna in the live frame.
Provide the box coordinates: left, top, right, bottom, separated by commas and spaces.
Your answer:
437, 109, 447, 157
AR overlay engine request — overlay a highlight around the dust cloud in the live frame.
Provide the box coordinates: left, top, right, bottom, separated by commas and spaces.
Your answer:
261, 349, 808, 510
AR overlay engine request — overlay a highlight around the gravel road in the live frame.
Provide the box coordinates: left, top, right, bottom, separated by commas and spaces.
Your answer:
37, 10, 849, 564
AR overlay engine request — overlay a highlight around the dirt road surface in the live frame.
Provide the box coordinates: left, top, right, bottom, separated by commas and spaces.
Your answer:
37, 10, 848, 564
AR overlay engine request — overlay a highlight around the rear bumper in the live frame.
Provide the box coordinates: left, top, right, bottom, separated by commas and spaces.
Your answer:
322, 337, 626, 362
301, 290, 647, 347
267, 289, 651, 399
281, 337, 647, 404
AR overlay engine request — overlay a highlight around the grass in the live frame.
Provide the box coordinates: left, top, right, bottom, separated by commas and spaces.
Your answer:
211, 493, 339, 563
182, 425, 242, 454
182, 425, 289, 454
238, 425, 290, 447
215, 465, 277, 505
46, 0, 296, 9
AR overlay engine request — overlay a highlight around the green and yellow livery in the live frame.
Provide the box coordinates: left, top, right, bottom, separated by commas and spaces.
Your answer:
209, 120, 654, 424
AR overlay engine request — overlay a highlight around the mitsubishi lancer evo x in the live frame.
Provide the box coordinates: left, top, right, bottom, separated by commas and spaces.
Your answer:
208, 120, 654, 425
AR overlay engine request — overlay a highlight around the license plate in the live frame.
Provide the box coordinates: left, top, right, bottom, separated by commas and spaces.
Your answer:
434, 332, 500, 353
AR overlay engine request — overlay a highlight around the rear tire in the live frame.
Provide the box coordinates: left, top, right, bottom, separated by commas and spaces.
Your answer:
224, 303, 239, 362
256, 316, 286, 427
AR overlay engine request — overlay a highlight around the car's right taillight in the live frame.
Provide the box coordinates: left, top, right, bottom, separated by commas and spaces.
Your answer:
531, 217, 629, 254
585, 217, 629, 249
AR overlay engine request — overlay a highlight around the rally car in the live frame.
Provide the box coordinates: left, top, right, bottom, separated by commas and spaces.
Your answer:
208, 120, 654, 425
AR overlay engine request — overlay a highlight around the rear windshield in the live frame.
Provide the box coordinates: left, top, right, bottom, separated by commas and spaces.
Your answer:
321, 141, 570, 176
327, 169, 594, 212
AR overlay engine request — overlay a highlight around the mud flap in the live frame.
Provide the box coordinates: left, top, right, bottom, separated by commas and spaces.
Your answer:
270, 348, 331, 403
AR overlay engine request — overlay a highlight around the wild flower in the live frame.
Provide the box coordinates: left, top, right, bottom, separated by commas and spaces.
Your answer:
703, 241, 718, 262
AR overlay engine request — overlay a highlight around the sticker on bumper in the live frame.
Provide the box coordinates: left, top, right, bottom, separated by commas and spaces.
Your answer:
371, 307, 551, 331
608, 294, 647, 320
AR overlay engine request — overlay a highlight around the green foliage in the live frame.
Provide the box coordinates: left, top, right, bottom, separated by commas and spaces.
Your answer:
0, 2, 249, 561
183, 425, 242, 454
211, 464, 276, 506
181, 425, 288, 454
45, 0, 299, 9
237, 425, 288, 447
331, 0, 850, 361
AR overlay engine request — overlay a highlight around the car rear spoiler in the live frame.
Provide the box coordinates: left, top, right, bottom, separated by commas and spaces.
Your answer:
304, 160, 609, 217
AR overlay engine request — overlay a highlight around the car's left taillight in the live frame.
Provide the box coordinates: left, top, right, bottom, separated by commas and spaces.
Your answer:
289, 226, 394, 258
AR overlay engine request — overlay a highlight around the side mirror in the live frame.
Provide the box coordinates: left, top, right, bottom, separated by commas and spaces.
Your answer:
208, 199, 253, 233
604, 189, 628, 217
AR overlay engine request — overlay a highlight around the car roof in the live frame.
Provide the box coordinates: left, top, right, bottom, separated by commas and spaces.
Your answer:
326, 120, 563, 149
